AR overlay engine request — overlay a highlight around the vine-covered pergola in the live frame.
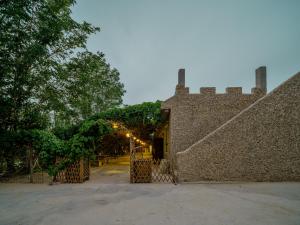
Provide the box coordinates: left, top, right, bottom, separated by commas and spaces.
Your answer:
5, 102, 163, 181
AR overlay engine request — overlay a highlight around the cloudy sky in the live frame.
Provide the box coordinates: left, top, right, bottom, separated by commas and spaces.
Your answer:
72, 0, 300, 105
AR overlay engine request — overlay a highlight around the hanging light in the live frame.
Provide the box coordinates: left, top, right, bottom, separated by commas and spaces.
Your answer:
112, 123, 119, 129
126, 133, 131, 138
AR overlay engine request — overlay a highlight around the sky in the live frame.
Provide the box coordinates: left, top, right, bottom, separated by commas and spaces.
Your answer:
72, 0, 300, 105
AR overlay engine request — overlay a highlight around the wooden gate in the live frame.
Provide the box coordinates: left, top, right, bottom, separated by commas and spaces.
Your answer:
130, 139, 175, 184
56, 158, 90, 183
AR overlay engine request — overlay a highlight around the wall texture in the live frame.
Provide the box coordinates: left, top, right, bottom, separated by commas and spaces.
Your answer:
161, 87, 264, 165
176, 73, 300, 182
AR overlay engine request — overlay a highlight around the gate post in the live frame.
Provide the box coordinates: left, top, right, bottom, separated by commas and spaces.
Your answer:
79, 158, 84, 183
29, 147, 33, 183
130, 137, 135, 183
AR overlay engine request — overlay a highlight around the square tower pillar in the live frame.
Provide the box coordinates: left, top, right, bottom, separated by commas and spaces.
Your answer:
255, 66, 267, 93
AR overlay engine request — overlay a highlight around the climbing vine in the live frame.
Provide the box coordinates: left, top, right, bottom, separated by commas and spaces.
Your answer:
92, 101, 162, 140
29, 119, 112, 177
27, 102, 162, 177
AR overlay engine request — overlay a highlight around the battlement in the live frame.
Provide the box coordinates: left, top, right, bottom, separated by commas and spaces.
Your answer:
199, 87, 243, 95
226, 87, 242, 95
175, 85, 189, 95
162, 66, 269, 167
200, 87, 216, 94
175, 67, 267, 96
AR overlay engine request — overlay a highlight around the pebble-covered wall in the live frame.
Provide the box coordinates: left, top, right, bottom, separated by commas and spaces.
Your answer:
161, 68, 265, 166
176, 72, 300, 182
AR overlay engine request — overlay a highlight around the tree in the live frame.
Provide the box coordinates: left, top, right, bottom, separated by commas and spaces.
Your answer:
0, 0, 124, 172
0, 0, 97, 129
32, 119, 112, 177
52, 51, 125, 126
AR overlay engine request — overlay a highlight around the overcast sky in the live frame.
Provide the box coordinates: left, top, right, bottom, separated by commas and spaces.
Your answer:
72, 0, 300, 105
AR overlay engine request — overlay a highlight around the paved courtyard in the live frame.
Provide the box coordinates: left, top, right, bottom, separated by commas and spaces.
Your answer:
0, 157, 300, 225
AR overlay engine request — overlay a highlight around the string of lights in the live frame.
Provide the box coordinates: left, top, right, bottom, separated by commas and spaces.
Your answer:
111, 121, 147, 146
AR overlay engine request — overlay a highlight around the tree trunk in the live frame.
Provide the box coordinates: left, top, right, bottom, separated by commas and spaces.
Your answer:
29, 147, 33, 183
6, 156, 15, 174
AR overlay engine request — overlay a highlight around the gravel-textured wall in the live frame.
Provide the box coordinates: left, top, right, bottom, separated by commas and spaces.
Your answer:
176, 73, 300, 182
161, 87, 263, 165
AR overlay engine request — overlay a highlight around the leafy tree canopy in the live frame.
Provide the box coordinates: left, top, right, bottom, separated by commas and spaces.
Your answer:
0, 0, 125, 174
0, 0, 125, 131
54, 101, 162, 143
53, 51, 125, 125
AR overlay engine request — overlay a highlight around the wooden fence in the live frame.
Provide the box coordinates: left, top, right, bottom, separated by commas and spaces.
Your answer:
0, 149, 50, 184
56, 158, 90, 183
0, 151, 90, 184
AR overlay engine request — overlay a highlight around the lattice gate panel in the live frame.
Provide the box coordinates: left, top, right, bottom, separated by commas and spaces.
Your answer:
131, 158, 175, 183
130, 141, 175, 184
65, 161, 82, 183
83, 158, 90, 181
132, 159, 152, 183
151, 159, 174, 183
56, 158, 90, 183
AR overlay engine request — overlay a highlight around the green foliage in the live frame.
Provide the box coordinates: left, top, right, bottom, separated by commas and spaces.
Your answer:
0, 0, 100, 131
0, 0, 161, 179
53, 51, 125, 124
74, 119, 112, 153
0, 0, 125, 175
94, 101, 162, 140
1, 100, 162, 177
97, 133, 129, 156
52, 124, 80, 140
30, 129, 67, 176
22, 119, 112, 177
48, 101, 162, 169
56, 100, 162, 146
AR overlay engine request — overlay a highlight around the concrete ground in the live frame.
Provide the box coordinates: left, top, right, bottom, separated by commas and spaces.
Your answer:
1, 156, 300, 225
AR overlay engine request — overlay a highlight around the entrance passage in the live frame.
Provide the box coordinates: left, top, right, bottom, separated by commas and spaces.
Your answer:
130, 144, 175, 184
89, 155, 130, 184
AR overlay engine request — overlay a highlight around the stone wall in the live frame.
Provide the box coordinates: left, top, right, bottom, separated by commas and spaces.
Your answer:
176, 72, 300, 182
161, 88, 263, 165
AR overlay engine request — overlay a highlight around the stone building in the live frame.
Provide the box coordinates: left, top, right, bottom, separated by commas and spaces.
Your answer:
161, 67, 300, 182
